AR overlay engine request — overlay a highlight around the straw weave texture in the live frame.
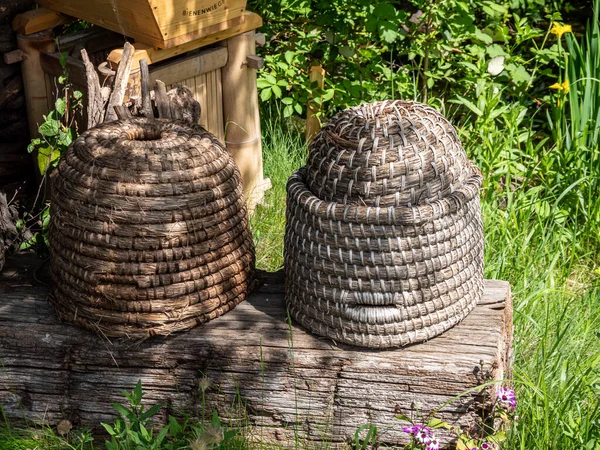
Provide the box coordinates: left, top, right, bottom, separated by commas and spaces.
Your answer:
285, 100, 484, 348
49, 118, 255, 338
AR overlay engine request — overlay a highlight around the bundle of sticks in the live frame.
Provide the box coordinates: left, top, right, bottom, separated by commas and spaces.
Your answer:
81, 42, 200, 128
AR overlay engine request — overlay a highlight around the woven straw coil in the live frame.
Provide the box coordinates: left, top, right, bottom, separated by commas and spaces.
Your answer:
285, 100, 483, 348
49, 118, 255, 338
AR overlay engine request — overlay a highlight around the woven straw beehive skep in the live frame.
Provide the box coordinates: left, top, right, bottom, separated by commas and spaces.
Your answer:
284, 100, 484, 348
49, 117, 255, 338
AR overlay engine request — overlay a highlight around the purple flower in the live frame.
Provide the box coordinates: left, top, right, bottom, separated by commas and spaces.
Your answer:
481, 442, 496, 450
402, 424, 432, 444
426, 435, 440, 450
496, 386, 517, 410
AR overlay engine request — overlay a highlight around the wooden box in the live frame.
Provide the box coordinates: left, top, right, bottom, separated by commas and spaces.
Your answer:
35, 0, 247, 48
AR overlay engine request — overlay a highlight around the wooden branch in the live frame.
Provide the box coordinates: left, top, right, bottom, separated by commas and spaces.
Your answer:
80, 49, 104, 129
113, 105, 132, 120
153, 80, 171, 119
104, 42, 134, 123
139, 58, 153, 118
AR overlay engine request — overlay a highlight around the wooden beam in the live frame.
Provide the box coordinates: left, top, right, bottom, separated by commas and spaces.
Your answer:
12, 7, 72, 35
221, 30, 267, 211
0, 253, 513, 448
107, 12, 262, 69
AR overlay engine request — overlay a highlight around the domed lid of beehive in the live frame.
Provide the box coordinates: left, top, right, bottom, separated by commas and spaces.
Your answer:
305, 100, 474, 207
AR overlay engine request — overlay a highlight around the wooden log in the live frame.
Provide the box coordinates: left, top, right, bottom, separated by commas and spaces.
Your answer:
113, 105, 133, 120
16, 29, 56, 139
139, 59, 153, 118
104, 42, 135, 123
154, 79, 172, 119
220, 30, 267, 211
0, 254, 513, 449
80, 49, 104, 129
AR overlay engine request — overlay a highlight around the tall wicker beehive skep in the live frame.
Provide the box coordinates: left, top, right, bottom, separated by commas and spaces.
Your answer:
284, 100, 484, 348
49, 118, 255, 338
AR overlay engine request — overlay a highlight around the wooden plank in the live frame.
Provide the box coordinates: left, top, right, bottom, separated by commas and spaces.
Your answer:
148, 46, 228, 86
149, 0, 246, 48
36, 0, 163, 46
40, 51, 87, 87
107, 12, 262, 68
0, 253, 512, 448
161, 13, 246, 49
12, 7, 72, 35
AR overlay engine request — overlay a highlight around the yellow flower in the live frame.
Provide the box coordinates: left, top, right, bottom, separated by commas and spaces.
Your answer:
551, 22, 572, 38
550, 79, 570, 93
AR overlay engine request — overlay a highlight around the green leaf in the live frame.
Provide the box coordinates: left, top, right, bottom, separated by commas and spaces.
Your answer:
138, 403, 162, 422
394, 414, 412, 422
473, 28, 493, 44
427, 417, 452, 429
55, 97, 66, 116
373, 3, 396, 19
37, 146, 54, 175
73, 90, 83, 100
284, 50, 295, 65
271, 84, 283, 98
260, 87, 272, 101
294, 103, 303, 114
453, 95, 484, 116
39, 119, 60, 137
101, 423, 116, 436
281, 97, 293, 105
283, 104, 294, 117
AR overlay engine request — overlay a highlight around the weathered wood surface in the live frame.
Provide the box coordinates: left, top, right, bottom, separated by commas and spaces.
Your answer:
0, 254, 512, 448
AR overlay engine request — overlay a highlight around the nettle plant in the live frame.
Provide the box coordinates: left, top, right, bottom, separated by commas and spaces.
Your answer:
27, 51, 82, 176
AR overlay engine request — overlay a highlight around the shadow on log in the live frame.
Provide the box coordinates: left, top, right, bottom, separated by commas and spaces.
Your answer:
0, 254, 512, 448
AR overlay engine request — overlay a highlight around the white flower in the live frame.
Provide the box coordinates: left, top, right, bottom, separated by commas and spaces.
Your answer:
487, 56, 505, 76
